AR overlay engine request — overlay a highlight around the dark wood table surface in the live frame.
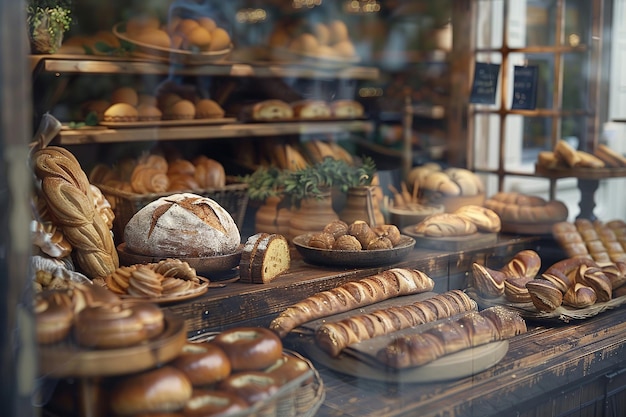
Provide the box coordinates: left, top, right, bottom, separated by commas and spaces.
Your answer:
163, 234, 626, 417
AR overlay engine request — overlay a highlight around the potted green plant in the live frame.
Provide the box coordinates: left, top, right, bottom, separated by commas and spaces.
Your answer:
26, 0, 72, 54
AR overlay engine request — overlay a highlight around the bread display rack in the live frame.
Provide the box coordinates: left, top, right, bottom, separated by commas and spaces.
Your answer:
30, 54, 378, 145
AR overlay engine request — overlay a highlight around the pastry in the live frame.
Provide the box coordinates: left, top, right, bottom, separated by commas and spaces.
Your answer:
164, 99, 196, 120
251, 99, 293, 120
195, 98, 225, 118
330, 99, 364, 119
103, 103, 139, 122
110, 86, 139, 106
291, 99, 331, 119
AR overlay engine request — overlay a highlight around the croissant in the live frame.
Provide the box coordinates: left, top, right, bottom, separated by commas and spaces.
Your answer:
315, 290, 476, 357
269, 268, 435, 338
377, 306, 526, 369
499, 249, 541, 280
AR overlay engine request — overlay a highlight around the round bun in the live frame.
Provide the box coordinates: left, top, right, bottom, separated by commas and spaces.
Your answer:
195, 99, 224, 119
74, 304, 148, 349
197, 17, 217, 33
104, 103, 139, 122
185, 26, 212, 50
137, 104, 163, 121
334, 40, 355, 57
132, 29, 172, 49
171, 342, 231, 386
183, 390, 248, 416
290, 33, 319, 55
328, 20, 349, 44
333, 234, 362, 250
193, 156, 226, 188
323, 220, 349, 239
266, 354, 311, 384
127, 302, 165, 338
35, 292, 74, 344
164, 99, 196, 120
111, 87, 139, 106
124, 193, 240, 257
109, 366, 192, 415
209, 28, 231, 51
372, 224, 402, 246
212, 327, 283, 372
218, 371, 280, 405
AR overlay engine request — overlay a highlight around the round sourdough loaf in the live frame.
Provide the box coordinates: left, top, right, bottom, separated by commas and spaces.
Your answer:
124, 193, 240, 257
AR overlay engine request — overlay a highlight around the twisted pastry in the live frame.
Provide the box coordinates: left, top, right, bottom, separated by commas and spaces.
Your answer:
128, 266, 163, 298
150, 258, 199, 283
33, 147, 119, 278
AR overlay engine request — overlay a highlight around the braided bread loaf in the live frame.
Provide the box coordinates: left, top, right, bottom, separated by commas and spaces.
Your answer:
315, 290, 476, 357
33, 147, 119, 278
269, 268, 435, 338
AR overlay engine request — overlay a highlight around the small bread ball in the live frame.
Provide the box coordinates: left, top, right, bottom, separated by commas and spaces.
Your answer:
176, 18, 200, 36
126, 15, 160, 37
314, 23, 330, 46
290, 33, 319, 55
197, 16, 217, 33
328, 20, 349, 44
185, 26, 212, 50
132, 29, 171, 49
209, 28, 231, 51
334, 40, 356, 57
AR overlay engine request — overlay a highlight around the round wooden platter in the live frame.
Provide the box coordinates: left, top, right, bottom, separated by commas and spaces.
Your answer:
38, 312, 186, 378
292, 233, 415, 267
117, 243, 242, 279
297, 337, 508, 383
112, 22, 232, 65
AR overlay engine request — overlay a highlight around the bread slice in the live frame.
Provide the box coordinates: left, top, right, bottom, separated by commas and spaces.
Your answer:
239, 233, 290, 284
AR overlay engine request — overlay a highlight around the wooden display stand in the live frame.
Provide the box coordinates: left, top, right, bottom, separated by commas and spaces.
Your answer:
38, 313, 186, 417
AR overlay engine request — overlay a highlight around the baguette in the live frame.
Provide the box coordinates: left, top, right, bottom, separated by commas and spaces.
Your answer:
376, 306, 526, 369
268, 268, 435, 338
315, 290, 476, 357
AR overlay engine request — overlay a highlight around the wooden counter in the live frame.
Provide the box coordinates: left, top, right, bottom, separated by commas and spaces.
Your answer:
163, 234, 626, 417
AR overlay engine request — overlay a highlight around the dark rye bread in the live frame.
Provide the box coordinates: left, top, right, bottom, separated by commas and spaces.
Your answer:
239, 233, 290, 284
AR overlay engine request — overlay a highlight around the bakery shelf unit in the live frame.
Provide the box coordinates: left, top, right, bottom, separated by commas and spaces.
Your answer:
465, 0, 620, 220
31, 54, 379, 146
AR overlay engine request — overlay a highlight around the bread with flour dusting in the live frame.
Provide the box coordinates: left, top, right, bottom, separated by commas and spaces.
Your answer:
124, 193, 240, 257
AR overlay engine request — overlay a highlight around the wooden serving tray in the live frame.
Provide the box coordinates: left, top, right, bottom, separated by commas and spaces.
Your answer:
402, 227, 498, 251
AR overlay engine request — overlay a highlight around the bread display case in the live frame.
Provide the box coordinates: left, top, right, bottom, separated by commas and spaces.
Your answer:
4, 1, 626, 417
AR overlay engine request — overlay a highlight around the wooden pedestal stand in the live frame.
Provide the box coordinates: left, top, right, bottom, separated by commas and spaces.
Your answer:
37, 313, 186, 417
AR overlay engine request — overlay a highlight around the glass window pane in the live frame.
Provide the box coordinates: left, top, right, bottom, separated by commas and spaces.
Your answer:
525, 0, 558, 47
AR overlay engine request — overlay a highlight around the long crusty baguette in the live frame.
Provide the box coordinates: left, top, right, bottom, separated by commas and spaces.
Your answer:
376, 306, 527, 369
269, 268, 435, 338
315, 290, 476, 357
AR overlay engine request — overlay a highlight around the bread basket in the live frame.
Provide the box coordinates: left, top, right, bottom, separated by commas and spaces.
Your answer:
97, 177, 248, 243
188, 332, 326, 417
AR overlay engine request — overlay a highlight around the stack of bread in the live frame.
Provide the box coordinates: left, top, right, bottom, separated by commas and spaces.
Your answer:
406, 163, 485, 212
34, 282, 166, 349
122, 13, 231, 53
470, 248, 626, 312
484, 191, 569, 230
244, 98, 363, 121
89, 153, 226, 195
552, 218, 626, 264
44, 326, 319, 417
409, 205, 501, 237
95, 86, 225, 123
269, 19, 357, 60
99, 258, 206, 298
306, 220, 403, 251
537, 139, 626, 169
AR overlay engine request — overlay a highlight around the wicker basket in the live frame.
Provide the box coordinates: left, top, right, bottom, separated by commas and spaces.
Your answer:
188, 332, 326, 417
97, 179, 249, 243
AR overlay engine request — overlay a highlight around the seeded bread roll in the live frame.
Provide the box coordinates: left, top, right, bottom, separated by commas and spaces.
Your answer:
124, 193, 240, 257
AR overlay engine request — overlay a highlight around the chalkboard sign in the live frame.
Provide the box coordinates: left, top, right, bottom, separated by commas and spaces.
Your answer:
470, 62, 500, 104
512, 65, 538, 110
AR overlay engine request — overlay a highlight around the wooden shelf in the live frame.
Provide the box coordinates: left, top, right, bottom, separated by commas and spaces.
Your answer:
57, 120, 375, 145
535, 164, 626, 180
30, 54, 380, 80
